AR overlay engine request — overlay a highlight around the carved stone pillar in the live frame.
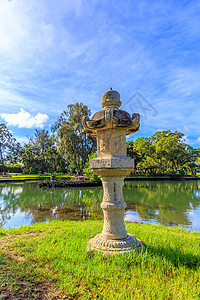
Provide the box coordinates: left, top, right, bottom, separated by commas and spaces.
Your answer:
101, 176, 127, 240
82, 88, 145, 253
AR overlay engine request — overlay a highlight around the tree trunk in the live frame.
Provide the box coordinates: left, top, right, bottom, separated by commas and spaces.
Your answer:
0, 145, 5, 175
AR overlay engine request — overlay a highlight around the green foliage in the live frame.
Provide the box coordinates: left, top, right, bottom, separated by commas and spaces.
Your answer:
1, 113, 200, 177
83, 152, 100, 180
0, 163, 23, 173
0, 124, 21, 174
128, 130, 200, 175
52, 103, 96, 174
22, 129, 65, 174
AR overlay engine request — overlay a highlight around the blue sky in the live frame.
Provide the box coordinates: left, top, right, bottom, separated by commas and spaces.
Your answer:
0, 0, 200, 147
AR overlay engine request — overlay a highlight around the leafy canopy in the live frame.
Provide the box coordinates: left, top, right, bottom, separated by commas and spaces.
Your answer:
128, 130, 199, 174
22, 129, 65, 174
52, 103, 96, 174
0, 124, 21, 173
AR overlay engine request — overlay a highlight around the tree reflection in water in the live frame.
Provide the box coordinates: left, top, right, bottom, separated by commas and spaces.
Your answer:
0, 183, 103, 227
124, 180, 200, 229
0, 181, 200, 230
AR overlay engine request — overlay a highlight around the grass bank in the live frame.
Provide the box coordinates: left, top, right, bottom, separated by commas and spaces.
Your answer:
0, 221, 199, 299
0, 173, 72, 182
0, 173, 200, 183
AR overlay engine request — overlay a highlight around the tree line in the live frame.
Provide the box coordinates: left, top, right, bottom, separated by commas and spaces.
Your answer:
0, 103, 96, 175
0, 103, 199, 176
127, 131, 200, 175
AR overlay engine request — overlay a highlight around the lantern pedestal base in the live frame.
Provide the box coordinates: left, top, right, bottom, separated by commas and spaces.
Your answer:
87, 233, 145, 254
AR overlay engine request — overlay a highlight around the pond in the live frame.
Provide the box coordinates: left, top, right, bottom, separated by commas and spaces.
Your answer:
0, 180, 200, 231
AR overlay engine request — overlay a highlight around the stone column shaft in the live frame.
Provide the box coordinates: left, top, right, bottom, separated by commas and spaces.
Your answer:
101, 176, 127, 240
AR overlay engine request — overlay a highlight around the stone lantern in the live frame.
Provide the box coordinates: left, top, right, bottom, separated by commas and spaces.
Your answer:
82, 88, 145, 253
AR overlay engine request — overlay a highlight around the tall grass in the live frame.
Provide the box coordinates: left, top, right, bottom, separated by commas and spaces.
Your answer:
0, 221, 200, 299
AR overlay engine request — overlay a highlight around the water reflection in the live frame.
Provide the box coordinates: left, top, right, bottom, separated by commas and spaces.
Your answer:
0, 183, 103, 227
0, 181, 200, 231
124, 181, 200, 230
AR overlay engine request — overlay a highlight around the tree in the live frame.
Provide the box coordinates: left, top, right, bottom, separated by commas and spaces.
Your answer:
22, 147, 41, 174
127, 141, 144, 164
83, 153, 100, 180
0, 124, 19, 174
131, 130, 198, 174
22, 129, 65, 174
44, 147, 66, 173
6, 142, 23, 165
52, 103, 96, 175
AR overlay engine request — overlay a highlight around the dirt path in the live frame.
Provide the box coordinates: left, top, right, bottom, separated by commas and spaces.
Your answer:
0, 233, 71, 300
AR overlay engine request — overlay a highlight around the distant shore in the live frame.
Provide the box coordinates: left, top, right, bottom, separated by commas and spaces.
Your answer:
0, 173, 200, 184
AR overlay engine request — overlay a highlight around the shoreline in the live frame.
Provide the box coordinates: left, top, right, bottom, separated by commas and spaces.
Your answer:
0, 175, 200, 184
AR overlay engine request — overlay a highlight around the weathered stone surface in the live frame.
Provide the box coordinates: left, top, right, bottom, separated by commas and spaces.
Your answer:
97, 128, 127, 157
81, 88, 140, 135
87, 234, 145, 254
90, 157, 134, 169
81, 88, 145, 254
100, 176, 127, 239
92, 110, 105, 121
102, 88, 121, 110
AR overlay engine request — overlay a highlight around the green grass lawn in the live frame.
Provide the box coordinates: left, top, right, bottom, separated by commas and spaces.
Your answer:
1, 173, 200, 182
0, 173, 72, 181
0, 221, 199, 299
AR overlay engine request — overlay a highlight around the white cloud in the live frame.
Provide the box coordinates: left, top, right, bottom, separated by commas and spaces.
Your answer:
1, 108, 49, 129
197, 137, 200, 142
181, 135, 190, 144
15, 136, 29, 145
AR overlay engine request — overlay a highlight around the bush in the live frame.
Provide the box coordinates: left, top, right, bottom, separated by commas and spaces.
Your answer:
83, 153, 100, 180
0, 164, 23, 173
